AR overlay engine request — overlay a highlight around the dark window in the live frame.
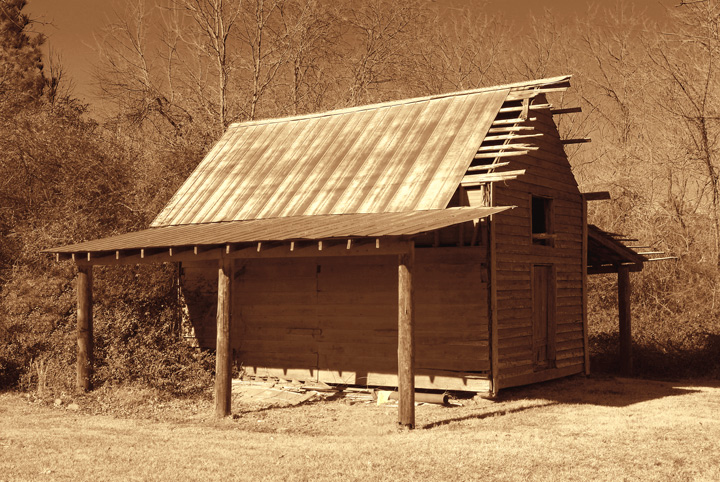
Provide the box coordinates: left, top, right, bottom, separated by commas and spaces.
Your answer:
531, 196, 553, 246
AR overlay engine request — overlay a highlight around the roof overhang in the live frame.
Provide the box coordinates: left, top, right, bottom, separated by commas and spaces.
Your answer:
44, 206, 510, 265
587, 224, 647, 275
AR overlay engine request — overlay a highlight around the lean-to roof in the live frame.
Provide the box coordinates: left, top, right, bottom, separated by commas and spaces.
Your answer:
46, 207, 508, 256
587, 225, 648, 274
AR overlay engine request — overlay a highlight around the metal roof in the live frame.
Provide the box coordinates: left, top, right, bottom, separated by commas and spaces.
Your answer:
46, 207, 510, 254
151, 89, 510, 226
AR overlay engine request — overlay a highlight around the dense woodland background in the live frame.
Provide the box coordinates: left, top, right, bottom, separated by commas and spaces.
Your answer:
2, 0, 720, 395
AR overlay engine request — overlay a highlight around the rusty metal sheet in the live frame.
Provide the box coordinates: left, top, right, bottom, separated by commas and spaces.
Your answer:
45, 207, 510, 254
151, 89, 509, 227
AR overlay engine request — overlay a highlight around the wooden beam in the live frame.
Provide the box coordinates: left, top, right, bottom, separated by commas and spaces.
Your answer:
477, 143, 537, 152
582, 191, 611, 201
76, 263, 93, 392
462, 169, 526, 185
82, 247, 224, 266
551, 107, 582, 115
215, 256, 233, 418
618, 265, 632, 376
397, 242, 415, 429
492, 116, 537, 126
483, 133, 543, 142
467, 162, 511, 172
506, 87, 568, 101
227, 238, 408, 259
487, 126, 535, 133
581, 196, 590, 375
499, 103, 551, 113
587, 263, 643, 275
561, 138, 591, 145
489, 187, 499, 396
54, 238, 417, 267
473, 150, 529, 160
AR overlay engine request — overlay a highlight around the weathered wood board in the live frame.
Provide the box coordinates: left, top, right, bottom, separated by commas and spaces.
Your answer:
181, 248, 491, 391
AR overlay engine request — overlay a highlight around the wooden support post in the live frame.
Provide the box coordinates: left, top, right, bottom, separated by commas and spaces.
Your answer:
489, 191, 499, 395
618, 265, 632, 376
215, 256, 233, 418
581, 195, 590, 375
76, 263, 93, 392
397, 242, 415, 429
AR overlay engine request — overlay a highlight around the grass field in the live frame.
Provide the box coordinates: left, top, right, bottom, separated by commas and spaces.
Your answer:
1, 376, 719, 481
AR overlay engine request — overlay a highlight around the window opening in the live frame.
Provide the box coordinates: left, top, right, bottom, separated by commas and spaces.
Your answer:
531, 196, 553, 246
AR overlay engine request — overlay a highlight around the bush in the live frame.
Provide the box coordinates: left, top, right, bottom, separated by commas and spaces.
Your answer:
588, 255, 720, 379
0, 261, 214, 397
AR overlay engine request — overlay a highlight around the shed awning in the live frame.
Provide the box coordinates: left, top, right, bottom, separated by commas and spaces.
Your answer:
44, 206, 509, 257
587, 224, 647, 275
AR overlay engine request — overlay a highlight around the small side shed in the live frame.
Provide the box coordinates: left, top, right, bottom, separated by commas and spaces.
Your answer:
45, 75, 647, 428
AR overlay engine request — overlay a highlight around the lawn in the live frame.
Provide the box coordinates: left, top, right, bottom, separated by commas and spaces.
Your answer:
1, 376, 718, 481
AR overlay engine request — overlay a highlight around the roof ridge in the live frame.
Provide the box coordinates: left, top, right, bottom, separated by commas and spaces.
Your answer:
228, 75, 572, 129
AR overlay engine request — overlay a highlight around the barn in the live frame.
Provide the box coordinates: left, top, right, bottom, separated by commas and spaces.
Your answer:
45, 75, 648, 428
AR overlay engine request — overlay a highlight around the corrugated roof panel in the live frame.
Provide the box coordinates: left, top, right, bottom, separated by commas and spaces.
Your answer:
274, 108, 369, 218
243, 114, 333, 219
356, 97, 450, 213
243, 112, 354, 220
187, 121, 287, 225
382, 95, 477, 211
329, 101, 419, 214
158, 126, 246, 220
198, 119, 304, 223
416, 91, 510, 210
47, 207, 509, 254
298, 107, 393, 216
150, 89, 509, 227
296, 108, 389, 217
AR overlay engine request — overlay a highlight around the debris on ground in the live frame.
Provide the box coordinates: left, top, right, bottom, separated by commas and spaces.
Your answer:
232, 377, 463, 409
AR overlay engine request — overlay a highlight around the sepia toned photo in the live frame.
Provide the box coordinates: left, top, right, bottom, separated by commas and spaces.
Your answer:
1, 0, 718, 480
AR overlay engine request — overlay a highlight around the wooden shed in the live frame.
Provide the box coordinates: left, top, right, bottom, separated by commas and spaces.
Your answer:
45, 75, 648, 428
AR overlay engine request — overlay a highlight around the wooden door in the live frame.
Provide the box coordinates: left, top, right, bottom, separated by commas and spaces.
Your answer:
532, 265, 555, 369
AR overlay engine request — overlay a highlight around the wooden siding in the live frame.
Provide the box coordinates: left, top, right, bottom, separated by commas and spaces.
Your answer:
487, 106, 585, 388
181, 248, 491, 392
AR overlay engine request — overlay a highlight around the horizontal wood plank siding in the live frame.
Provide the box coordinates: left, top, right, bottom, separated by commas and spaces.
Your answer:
491, 106, 585, 387
180, 248, 490, 391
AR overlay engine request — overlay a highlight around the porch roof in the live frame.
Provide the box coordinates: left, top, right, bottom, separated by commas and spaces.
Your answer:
587, 224, 648, 275
43, 206, 509, 259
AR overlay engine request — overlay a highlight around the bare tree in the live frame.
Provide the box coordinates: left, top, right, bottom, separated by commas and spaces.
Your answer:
276, 0, 337, 115
410, 6, 508, 96
647, 0, 720, 264
337, 0, 424, 106
95, 1, 194, 138
173, 0, 242, 130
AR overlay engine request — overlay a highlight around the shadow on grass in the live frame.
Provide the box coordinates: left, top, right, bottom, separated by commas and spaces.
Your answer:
419, 376, 702, 430
420, 400, 559, 430
232, 390, 344, 416
486, 375, 700, 408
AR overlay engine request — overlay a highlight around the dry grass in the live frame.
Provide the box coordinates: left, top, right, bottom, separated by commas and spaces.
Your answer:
1, 376, 719, 481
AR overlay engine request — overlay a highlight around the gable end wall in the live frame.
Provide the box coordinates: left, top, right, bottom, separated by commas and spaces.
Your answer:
491, 108, 585, 388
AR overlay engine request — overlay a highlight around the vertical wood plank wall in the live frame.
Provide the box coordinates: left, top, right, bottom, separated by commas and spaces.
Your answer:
491, 107, 585, 389
180, 248, 491, 392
